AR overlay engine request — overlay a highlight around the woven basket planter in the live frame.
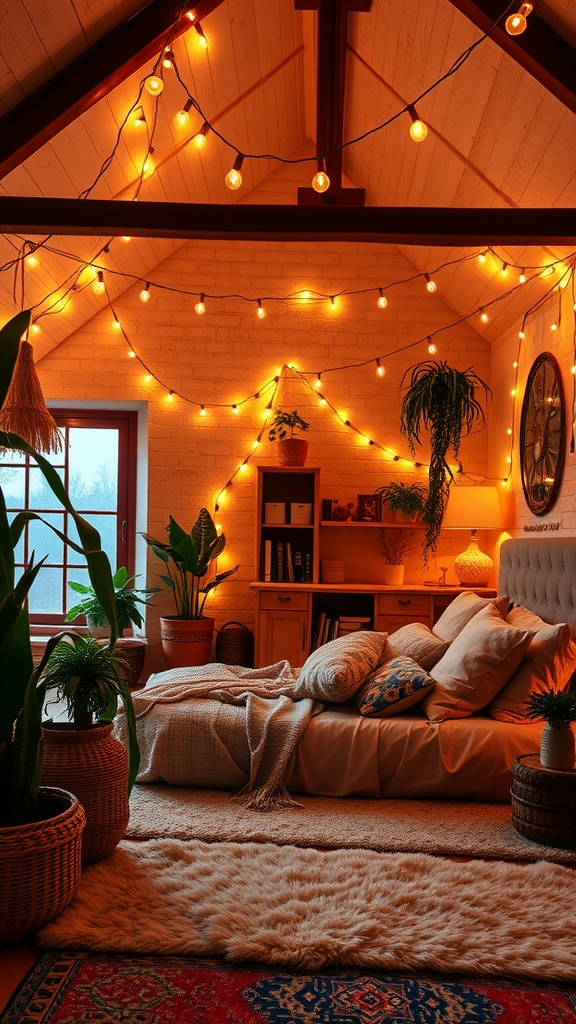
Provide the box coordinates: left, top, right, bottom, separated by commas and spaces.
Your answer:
277, 438, 309, 466
0, 787, 85, 944
41, 721, 129, 865
116, 637, 147, 688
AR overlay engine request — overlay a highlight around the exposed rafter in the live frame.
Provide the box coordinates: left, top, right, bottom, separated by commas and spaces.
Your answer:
0, 0, 226, 181
447, 0, 576, 114
2, 196, 575, 245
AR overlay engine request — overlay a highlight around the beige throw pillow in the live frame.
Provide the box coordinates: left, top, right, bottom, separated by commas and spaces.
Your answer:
424, 603, 533, 722
489, 607, 576, 723
294, 630, 389, 702
433, 591, 509, 642
386, 622, 450, 671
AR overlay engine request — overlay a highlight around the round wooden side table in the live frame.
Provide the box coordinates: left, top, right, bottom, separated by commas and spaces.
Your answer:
511, 753, 576, 849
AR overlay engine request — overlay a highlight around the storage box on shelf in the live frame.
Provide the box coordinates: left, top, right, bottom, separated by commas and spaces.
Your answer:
251, 467, 496, 667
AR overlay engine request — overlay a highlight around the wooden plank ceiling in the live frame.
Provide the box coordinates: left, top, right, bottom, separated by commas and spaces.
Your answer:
0, 0, 574, 359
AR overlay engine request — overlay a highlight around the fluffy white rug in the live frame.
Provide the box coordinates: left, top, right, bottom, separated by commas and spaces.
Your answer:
127, 784, 576, 863
38, 838, 576, 982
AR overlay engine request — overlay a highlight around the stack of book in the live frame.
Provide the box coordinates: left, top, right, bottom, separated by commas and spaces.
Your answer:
312, 613, 372, 649
262, 539, 312, 583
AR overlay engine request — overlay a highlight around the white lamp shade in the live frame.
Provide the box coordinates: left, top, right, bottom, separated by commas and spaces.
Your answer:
443, 486, 504, 531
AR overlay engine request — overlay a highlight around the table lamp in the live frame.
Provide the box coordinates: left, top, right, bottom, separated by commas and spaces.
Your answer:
443, 486, 505, 586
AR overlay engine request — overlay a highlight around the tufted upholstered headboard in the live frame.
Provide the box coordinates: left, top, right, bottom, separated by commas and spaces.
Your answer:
498, 537, 576, 638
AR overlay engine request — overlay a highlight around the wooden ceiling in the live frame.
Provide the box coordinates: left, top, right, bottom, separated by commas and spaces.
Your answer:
0, 0, 574, 359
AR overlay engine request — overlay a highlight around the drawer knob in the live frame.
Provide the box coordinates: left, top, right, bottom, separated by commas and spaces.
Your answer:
278, 596, 291, 603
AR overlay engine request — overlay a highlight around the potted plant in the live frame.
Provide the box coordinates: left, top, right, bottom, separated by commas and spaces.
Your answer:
268, 408, 310, 466
65, 566, 158, 687
143, 508, 239, 668
400, 360, 490, 561
376, 481, 428, 522
40, 634, 139, 863
0, 309, 125, 942
524, 689, 576, 771
380, 532, 416, 586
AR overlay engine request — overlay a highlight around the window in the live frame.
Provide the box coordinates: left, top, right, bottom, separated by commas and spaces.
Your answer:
1, 410, 137, 627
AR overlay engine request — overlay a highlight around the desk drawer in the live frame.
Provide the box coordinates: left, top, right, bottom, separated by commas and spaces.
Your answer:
377, 594, 430, 617
259, 591, 309, 612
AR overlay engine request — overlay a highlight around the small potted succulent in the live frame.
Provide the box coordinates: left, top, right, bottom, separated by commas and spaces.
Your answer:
376, 481, 428, 522
65, 566, 158, 686
143, 508, 239, 668
524, 689, 576, 771
268, 409, 310, 466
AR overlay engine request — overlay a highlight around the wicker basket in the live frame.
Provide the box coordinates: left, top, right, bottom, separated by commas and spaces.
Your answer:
41, 721, 129, 864
215, 621, 254, 667
511, 754, 576, 848
0, 787, 85, 944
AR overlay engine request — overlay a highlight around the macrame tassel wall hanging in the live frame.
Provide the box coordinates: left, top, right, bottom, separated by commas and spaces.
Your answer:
0, 338, 62, 453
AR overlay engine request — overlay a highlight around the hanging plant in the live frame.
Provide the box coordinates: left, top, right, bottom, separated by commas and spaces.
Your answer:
400, 360, 491, 561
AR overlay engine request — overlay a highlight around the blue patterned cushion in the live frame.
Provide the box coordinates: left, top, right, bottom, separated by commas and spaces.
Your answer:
356, 656, 435, 717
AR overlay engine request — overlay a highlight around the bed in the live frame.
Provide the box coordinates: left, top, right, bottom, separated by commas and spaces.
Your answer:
123, 538, 576, 804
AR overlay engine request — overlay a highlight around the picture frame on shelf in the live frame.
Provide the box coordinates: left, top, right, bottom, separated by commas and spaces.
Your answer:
357, 493, 382, 522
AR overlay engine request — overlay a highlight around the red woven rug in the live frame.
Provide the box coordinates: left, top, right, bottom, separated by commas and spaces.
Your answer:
3, 952, 576, 1023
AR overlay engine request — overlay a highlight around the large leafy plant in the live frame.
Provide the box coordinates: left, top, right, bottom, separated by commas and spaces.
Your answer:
143, 508, 239, 619
0, 310, 138, 827
400, 360, 490, 560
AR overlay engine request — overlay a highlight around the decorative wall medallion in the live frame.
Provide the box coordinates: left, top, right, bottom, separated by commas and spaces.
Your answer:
520, 352, 565, 516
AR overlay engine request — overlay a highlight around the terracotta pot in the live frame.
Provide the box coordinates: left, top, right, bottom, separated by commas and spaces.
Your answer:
0, 787, 85, 943
41, 722, 129, 864
160, 616, 215, 668
277, 438, 309, 466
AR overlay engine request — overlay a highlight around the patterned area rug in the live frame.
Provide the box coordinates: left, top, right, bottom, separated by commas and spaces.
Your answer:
3, 952, 576, 1024
127, 784, 576, 863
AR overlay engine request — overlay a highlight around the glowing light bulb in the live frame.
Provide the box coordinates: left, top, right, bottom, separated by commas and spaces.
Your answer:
232, 404, 239, 415
518, 330, 525, 339
128, 349, 136, 359
377, 289, 388, 309
505, 3, 533, 36
112, 320, 121, 331
407, 106, 428, 142
193, 122, 210, 148
480, 310, 489, 324
501, 262, 508, 277
424, 273, 437, 293
26, 254, 39, 268
314, 376, 322, 389
511, 388, 516, 397
139, 283, 151, 303
194, 22, 207, 48
507, 427, 513, 435
513, 361, 519, 368
312, 158, 330, 193
200, 405, 207, 416
376, 361, 385, 377
162, 49, 174, 69
92, 271, 105, 296
239, 462, 248, 472
252, 439, 260, 450
195, 293, 206, 315
167, 391, 174, 402
550, 322, 558, 331
519, 269, 526, 284
478, 252, 487, 264
122, 236, 131, 242
225, 154, 244, 190
571, 365, 576, 376
256, 299, 266, 319
174, 108, 191, 129
428, 342, 437, 354
145, 75, 164, 96
142, 151, 155, 177
30, 323, 40, 335
134, 107, 146, 127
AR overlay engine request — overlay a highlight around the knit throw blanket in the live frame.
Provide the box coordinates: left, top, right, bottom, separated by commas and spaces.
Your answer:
129, 661, 318, 811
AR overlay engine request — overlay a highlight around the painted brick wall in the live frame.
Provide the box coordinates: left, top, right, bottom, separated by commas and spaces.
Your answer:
38, 239, 492, 675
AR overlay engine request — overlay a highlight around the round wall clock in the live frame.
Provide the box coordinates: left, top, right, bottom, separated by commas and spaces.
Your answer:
519, 352, 565, 516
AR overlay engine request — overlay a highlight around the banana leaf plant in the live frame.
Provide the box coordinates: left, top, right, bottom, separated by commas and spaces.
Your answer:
0, 309, 140, 827
143, 508, 239, 619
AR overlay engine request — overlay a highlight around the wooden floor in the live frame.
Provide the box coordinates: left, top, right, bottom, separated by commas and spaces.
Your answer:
0, 942, 40, 1011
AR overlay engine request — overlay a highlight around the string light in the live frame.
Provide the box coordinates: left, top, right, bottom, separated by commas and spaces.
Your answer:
519, 269, 526, 284
200, 404, 207, 416
312, 157, 330, 193
128, 349, 136, 358
256, 299, 266, 319
193, 121, 210, 148
376, 359, 385, 377
232, 404, 239, 414
139, 282, 151, 303
195, 292, 206, 315
407, 105, 428, 142
166, 390, 174, 402
505, 3, 533, 35
377, 289, 388, 309
225, 154, 244, 190
424, 273, 437, 293
427, 340, 437, 354
142, 148, 155, 177
26, 253, 39, 268
174, 99, 193, 128
477, 252, 487, 264
480, 308, 489, 323
133, 107, 146, 127
112, 319, 121, 331
501, 262, 508, 277
314, 374, 322, 389
162, 49, 175, 69
194, 22, 208, 48
92, 270, 105, 296
144, 74, 164, 96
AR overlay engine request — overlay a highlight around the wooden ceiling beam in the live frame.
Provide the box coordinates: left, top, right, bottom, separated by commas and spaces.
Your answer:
2, 196, 575, 245
447, 0, 576, 114
0, 0, 226, 180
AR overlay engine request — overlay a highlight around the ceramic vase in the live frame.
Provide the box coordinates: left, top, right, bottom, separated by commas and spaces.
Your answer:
540, 721, 576, 771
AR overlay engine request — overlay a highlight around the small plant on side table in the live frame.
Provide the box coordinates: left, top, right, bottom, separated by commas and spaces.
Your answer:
524, 689, 576, 772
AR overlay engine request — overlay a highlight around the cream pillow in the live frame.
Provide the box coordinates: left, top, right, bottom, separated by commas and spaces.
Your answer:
424, 603, 533, 722
489, 608, 576, 723
433, 591, 509, 642
386, 623, 450, 671
294, 630, 389, 702
356, 656, 435, 718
